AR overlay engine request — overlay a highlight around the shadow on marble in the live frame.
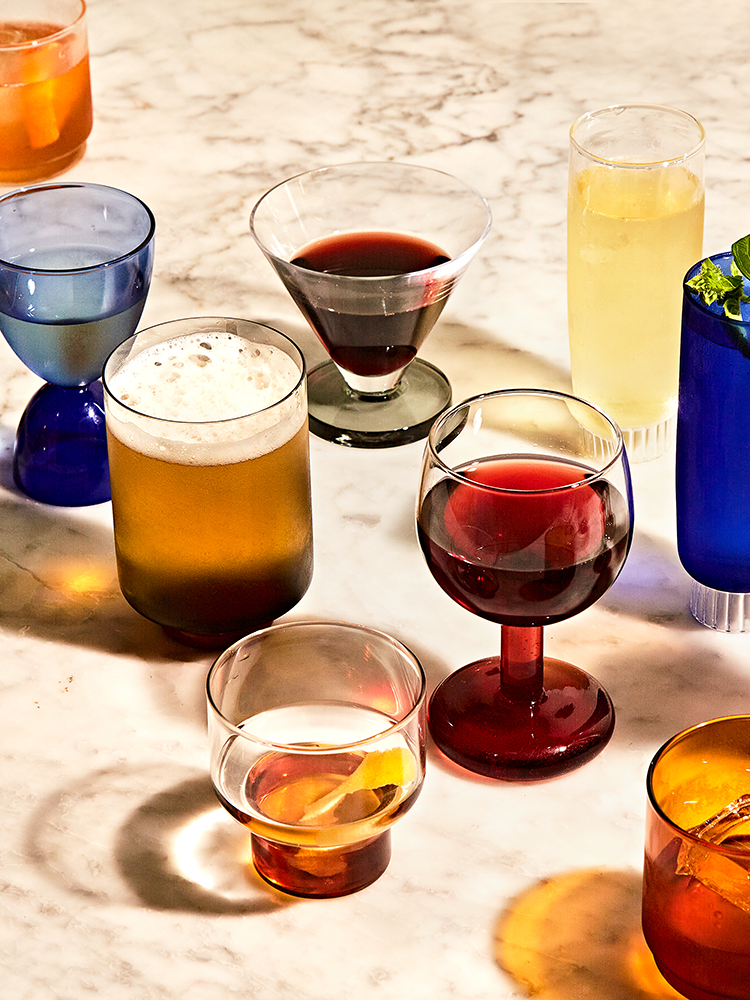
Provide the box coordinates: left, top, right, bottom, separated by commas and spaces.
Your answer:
603, 530, 691, 628
596, 617, 750, 753
495, 867, 683, 999
0, 424, 15, 492
581, 530, 750, 747
0, 493, 211, 662
26, 762, 292, 915
425, 318, 573, 403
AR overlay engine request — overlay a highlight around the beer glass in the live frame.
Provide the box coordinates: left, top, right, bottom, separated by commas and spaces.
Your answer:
103, 317, 313, 645
0, 0, 93, 184
568, 104, 705, 462
207, 620, 426, 898
643, 716, 750, 999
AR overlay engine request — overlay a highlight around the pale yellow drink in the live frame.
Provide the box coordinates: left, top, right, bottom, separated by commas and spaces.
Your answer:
567, 104, 705, 461
568, 164, 703, 432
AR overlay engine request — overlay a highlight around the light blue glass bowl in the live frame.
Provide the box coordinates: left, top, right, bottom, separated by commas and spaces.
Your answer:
0, 182, 155, 505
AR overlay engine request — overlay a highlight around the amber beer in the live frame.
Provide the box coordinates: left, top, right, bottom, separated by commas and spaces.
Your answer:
103, 318, 313, 642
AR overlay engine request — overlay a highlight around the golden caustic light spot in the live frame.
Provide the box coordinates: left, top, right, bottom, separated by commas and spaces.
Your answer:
496, 868, 683, 1000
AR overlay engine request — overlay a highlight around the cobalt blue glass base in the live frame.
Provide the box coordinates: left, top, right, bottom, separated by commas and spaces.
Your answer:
13, 382, 111, 506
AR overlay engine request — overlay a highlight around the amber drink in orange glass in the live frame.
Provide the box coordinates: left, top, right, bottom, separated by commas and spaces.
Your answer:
643, 716, 750, 1000
0, 0, 93, 184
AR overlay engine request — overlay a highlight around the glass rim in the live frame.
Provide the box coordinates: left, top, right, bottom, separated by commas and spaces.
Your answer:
425, 387, 627, 492
570, 103, 706, 169
683, 251, 750, 327
206, 618, 427, 749
0, 182, 156, 274
102, 316, 306, 425
249, 159, 492, 282
0, 0, 87, 47
646, 714, 750, 856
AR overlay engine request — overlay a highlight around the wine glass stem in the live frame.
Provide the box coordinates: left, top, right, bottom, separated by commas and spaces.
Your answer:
500, 625, 544, 703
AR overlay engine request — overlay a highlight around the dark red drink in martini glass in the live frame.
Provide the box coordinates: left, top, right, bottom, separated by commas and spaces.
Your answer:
250, 162, 491, 448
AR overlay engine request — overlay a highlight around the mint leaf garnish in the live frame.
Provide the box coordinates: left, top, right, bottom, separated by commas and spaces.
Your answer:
732, 235, 750, 281
724, 293, 744, 321
687, 237, 750, 317
686, 258, 742, 308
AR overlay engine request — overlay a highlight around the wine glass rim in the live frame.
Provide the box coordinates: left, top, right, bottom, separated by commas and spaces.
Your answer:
102, 316, 307, 425
206, 618, 427, 749
570, 103, 706, 168
248, 160, 492, 280
426, 387, 627, 492
0, 182, 156, 274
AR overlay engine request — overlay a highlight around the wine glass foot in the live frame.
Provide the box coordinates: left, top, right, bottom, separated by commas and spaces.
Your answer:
307, 358, 452, 448
428, 655, 615, 781
13, 382, 111, 506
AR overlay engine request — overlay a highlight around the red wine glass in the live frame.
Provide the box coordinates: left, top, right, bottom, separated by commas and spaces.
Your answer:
250, 162, 491, 448
417, 388, 633, 780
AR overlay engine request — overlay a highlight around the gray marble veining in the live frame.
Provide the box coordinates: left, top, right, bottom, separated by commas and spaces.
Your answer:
1, 1, 749, 997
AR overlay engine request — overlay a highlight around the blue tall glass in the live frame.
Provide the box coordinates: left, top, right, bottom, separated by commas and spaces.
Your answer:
0, 182, 155, 505
676, 252, 750, 631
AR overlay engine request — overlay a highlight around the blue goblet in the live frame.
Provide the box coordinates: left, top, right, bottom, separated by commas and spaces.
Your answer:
0, 182, 156, 505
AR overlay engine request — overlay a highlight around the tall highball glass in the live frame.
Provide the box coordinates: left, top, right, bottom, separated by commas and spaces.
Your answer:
677, 252, 750, 631
568, 104, 705, 462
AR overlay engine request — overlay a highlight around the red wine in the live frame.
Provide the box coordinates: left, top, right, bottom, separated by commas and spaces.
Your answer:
290, 231, 451, 378
418, 457, 630, 627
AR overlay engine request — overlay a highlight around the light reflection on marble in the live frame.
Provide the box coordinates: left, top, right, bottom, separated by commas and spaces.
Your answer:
2, 0, 750, 997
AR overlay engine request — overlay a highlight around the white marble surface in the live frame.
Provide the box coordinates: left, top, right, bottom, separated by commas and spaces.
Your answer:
2, 1, 750, 997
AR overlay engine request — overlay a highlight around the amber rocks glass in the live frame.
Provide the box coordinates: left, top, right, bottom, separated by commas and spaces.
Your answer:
643, 716, 750, 1000
0, 0, 93, 184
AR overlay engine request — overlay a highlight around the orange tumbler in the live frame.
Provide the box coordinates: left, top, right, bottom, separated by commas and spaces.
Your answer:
0, 0, 93, 184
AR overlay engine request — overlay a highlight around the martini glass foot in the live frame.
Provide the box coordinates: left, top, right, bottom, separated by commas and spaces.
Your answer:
307, 358, 452, 448
428, 656, 615, 781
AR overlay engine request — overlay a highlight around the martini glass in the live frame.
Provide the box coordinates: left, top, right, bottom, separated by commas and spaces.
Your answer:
417, 388, 633, 780
250, 162, 491, 447
0, 182, 155, 506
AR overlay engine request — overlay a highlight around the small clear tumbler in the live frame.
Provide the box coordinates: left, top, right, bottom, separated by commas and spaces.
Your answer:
206, 621, 426, 897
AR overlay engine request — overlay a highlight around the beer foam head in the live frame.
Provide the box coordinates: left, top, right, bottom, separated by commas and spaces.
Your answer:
105, 332, 306, 464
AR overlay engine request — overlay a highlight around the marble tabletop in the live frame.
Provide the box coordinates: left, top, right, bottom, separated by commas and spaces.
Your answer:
2, 1, 750, 997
